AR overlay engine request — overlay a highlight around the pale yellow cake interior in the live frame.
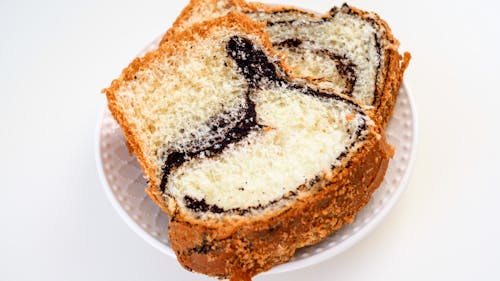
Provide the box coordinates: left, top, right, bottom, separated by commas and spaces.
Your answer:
168, 87, 364, 210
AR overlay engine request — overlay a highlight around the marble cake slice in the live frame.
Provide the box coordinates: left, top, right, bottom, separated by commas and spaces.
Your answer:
104, 12, 392, 281
160, 0, 411, 127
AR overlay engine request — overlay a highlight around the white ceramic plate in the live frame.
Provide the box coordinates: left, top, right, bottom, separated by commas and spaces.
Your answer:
95, 38, 417, 275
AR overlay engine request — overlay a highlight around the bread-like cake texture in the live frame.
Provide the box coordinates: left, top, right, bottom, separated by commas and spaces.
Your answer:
161, 0, 411, 127
104, 12, 392, 280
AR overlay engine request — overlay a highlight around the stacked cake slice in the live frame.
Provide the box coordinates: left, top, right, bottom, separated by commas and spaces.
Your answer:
161, 0, 411, 126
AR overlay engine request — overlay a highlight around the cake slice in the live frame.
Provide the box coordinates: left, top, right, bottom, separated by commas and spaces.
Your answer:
104, 13, 392, 280
160, 0, 411, 127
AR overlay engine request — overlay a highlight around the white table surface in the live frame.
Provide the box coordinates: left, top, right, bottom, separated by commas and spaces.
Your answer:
1, 0, 499, 280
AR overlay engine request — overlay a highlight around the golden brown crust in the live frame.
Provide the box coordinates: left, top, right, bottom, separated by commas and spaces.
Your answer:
376, 49, 411, 127
169, 128, 391, 279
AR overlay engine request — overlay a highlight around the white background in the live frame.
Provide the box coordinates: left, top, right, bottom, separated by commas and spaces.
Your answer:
1, 0, 499, 280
